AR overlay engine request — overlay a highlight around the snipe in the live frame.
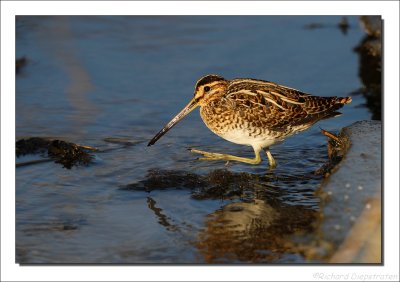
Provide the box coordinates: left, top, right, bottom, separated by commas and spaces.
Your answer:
148, 74, 352, 168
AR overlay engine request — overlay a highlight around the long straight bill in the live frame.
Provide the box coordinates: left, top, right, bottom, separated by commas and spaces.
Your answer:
147, 98, 199, 146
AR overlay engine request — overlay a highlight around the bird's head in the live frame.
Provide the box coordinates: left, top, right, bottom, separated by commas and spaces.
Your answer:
147, 74, 227, 146
193, 74, 227, 105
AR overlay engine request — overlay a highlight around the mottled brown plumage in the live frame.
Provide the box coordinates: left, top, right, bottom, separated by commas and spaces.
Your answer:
148, 74, 352, 168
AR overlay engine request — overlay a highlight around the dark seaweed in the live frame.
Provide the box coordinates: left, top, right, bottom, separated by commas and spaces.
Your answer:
16, 137, 94, 169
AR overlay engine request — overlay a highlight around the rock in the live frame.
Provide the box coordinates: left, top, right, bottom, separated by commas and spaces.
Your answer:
316, 120, 382, 263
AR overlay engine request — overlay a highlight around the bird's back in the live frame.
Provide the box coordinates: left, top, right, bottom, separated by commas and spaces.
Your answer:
200, 78, 352, 144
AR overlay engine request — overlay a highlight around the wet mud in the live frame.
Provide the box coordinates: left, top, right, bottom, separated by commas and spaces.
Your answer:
353, 16, 382, 120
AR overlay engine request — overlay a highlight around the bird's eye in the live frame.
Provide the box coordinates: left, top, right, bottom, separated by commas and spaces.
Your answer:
204, 86, 211, 92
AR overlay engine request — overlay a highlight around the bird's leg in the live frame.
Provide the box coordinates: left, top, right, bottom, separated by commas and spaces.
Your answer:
265, 148, 277, 169
190, 146, 262, 165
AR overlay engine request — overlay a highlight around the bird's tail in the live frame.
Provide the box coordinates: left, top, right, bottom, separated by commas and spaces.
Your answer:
338, 96, 352, 105
320, 96, 352, 120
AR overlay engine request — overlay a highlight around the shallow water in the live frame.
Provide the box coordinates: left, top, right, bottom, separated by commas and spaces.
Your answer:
16, 16, 372, 263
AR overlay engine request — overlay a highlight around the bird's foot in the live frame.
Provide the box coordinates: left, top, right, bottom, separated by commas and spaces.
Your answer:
190, 149, 227, 161
265, 149, 277, 169
190, 148, 261, 165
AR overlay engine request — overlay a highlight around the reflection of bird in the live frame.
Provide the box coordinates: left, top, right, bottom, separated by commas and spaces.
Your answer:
212, 200, 278, 233
148, 74, 352, 168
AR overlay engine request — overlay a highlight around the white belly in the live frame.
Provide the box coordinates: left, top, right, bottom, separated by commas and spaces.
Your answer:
217, 129, 279, 149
